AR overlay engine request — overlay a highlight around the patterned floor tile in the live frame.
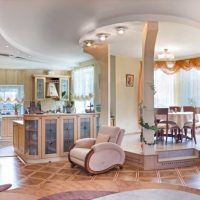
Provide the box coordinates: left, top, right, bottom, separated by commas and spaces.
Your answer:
20, 177, 44, 186
117, 171, 137, 181
23, 164, 44, 171
160, 177, 182, 185
138, 171, 157, 178
138, 177, 159, 183
48, 174, 71, 182
70, 175, 93, 181
57, 168, 78, 175
159, 170, 178, 177
30, 171, 52, 179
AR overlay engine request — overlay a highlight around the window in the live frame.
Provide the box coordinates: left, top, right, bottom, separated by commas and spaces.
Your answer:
154, 68, 200, 107
0, 85, 24, 115
73, 66, 94, 113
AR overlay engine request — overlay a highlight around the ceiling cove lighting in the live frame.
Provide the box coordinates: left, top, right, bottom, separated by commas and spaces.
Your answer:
158, 49, 174, 60
116, 26, 128, 35
96, 33, 109, 41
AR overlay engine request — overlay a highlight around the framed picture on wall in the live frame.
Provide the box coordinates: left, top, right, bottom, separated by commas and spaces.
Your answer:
126, 74, 134, 87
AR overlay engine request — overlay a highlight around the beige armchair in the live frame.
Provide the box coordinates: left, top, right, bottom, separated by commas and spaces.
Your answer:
68, 126, 125, 174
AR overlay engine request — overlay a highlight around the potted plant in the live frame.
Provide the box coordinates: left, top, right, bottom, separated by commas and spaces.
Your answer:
13, 103, 22, 115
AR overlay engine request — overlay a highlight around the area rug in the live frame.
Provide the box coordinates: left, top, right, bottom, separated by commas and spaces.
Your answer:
38, 191, 116, 200
0, 184, 12, 192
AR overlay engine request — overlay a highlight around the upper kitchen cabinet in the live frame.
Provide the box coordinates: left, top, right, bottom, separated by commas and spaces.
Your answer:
33, 75, 69, 101
59, 77, 69, 101
34, 76, 46, 101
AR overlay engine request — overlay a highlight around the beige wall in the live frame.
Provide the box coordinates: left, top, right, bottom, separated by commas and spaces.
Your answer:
0, 69, 69, 102
111, 56, 140, 133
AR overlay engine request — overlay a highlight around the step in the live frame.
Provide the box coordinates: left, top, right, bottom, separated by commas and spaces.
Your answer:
159, 155, 199, 162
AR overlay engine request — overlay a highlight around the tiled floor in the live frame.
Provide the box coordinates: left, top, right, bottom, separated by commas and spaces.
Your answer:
1, 156, 200, 190
1, 135, 200, 197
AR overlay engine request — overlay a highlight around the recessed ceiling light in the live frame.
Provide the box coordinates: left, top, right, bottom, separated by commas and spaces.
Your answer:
96, 33, 109, 41
5, 45, 9, 48
83, 40, 95, 47
116, 26, 128, 35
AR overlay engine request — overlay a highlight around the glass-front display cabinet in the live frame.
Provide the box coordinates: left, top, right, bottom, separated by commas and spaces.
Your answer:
34, 76, 46, 101
60, 116, 77, 155
42, 116, 59, 157
24, 117, 41, 158
94, 114, 101, 137
78, 115, 93, 139
59, 77, 69, 100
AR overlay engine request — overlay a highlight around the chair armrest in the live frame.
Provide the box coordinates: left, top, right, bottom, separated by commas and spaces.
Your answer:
92, 142, 124, 154
75, 138, 96, 148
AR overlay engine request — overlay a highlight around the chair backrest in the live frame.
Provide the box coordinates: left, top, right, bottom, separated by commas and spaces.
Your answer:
169, 106, 181, 112
183, 106, 194, 112
154, 108, 168, 122
98, 126, 125, 146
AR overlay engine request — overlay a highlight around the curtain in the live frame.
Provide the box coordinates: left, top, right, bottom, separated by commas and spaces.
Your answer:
154, 70, 177, 107
154, 57, 200, 74
179, 68, 200, 106
73, 66, 94, 113
154, 68, 200, 107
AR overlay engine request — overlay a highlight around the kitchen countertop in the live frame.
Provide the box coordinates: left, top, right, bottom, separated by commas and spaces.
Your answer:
0, 115, 23, 118
24, 112, 100, 117
13, 120, 24, 125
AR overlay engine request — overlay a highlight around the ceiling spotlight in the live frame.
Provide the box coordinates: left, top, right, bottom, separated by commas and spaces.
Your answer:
5, 45, 9, 48
96, 33, 109, 41
83, 40, 95, 47
116, 26, 128, 35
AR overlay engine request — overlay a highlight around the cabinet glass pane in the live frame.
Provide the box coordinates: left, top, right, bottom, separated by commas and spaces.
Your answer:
25, 120, 38, 155
45, 119, 57, 154
60, 79, 68, 100
80, 118, 90, 138
37, 78, 44, 99
96, 116, 100, 136
63, 119, 74, 152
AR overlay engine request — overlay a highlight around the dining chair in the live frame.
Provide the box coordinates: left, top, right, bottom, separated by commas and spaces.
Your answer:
183, 106, 197, 144
169, 106, 182, 112
155, 108, 179, 143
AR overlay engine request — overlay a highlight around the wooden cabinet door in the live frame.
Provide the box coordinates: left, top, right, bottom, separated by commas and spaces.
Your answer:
18, 125, 24, 154
24, 117, 41, 158
35, 77, 46, 101
93, 114, 101, 138
59, 77, 69, 100
13, 123, 18, 149
42, 116, 59, 158
78, 115, 93, 139
60, 116, 77, 155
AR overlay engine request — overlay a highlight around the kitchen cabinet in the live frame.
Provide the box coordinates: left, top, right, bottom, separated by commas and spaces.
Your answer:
13, 113, 100, 163
13, 121, 24, 155
33, 75, 69, 101
1, 116, 23, 140
34, 76, 46, 101
60, 115, 77, 155
42, 116, 59, 158
24, 117, 41, 158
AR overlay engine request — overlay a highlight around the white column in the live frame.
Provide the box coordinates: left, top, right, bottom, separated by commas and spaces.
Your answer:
142, 22, 158, 152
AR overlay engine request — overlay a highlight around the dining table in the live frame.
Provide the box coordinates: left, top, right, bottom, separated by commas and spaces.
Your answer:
168, 111, 193, 129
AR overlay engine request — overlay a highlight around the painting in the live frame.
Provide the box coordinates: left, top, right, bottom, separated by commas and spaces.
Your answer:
126, 74, 134, 87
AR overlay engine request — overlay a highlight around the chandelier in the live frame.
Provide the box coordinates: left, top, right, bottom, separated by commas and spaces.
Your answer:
157, 49, 174, 60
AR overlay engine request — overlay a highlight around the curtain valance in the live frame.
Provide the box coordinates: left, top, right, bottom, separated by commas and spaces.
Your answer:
154, 57, 200, 74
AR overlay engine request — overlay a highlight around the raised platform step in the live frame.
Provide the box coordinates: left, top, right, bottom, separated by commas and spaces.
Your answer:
125, 148, 200, 170
159, 155, 199, 162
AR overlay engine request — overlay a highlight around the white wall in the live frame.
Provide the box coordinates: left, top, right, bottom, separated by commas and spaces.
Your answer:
111, 56, 140, 133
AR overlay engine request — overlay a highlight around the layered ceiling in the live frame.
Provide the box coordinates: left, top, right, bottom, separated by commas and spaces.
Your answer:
0, 0, 200, 69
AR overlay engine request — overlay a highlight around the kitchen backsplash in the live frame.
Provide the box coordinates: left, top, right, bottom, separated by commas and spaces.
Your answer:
40, 99, 65, 112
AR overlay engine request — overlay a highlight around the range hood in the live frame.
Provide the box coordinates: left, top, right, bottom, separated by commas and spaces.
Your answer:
46, 82, 58, 97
